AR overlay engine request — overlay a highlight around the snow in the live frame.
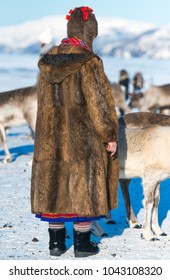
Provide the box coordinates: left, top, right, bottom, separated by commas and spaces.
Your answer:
0, 58, 170, 280
0, 16, 67, 50
1, 15, 169, 58
0, 124, 170, 262
0, 54, 170, 265
1, 15, 170, 58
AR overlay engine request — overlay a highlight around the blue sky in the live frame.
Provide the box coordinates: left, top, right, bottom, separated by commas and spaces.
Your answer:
1, 0, 170, 27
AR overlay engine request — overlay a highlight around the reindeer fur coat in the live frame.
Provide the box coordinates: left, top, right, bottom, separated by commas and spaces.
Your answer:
31, 44, 119, 217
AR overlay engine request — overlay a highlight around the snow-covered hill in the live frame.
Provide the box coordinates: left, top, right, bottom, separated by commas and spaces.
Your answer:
0, 15, 170, 59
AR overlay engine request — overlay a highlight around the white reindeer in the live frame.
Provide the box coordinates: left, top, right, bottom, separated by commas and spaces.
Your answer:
0, 85, 37, 163
92, 112, 170, 241
119, 124, 170, 241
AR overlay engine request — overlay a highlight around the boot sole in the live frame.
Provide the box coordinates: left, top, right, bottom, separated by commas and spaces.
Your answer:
50, 250, 66, 257
74, 250, 99, 258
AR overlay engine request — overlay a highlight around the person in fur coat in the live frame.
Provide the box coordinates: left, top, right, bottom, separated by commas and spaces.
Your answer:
31, 6, 119, 258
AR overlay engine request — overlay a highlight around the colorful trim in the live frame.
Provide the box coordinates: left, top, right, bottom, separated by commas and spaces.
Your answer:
35, 213, 105, 223
61, 37, 90, 51
74, 221, 91, 232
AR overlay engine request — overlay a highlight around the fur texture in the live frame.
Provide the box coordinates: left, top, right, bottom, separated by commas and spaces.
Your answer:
119, 124, 170, 240
129, 84, 170, 112
119, 111, 170, 128
31, 44, 119, 217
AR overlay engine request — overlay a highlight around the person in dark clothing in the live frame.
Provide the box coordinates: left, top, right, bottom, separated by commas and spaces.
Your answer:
118, 69, 130, 100
118, 69, 130, 115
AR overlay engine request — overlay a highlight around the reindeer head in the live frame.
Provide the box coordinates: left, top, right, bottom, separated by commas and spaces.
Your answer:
129, 92, 144, 109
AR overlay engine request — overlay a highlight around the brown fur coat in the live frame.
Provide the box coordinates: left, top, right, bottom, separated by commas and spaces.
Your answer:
31, 44, 119, 217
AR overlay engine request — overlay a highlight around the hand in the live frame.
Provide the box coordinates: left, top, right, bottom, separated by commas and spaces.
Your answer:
106, 142, 117, 157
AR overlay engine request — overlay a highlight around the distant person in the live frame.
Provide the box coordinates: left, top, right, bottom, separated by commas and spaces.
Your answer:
118, 69, 130, 100
118, 69, 130, 115
31, 6, 119, 258
132, 72, 144, 94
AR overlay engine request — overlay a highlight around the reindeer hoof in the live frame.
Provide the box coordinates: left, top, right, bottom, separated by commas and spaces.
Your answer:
141, 233, 144, 239
101, 233, 108, 237
160, 232, 167, 236
133, 224, 142, 229
129, 219, 142, 229
2, 156, 13, 164
106, 220, 116, 225
91, 229, 108, 237
141, 234, 159, 241
150, 237, 160, 241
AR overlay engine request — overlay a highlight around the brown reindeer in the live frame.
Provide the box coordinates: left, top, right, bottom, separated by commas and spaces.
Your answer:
129, 84, 170, 113
111, 83, 131, 116
132, 72, 144, 94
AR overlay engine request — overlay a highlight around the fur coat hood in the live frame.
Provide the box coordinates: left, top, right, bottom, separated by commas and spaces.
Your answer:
38, 45, 94, 83
31, 44, 119, 217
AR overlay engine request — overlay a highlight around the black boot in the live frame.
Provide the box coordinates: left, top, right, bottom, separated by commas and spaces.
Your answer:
48, 228, 66, 256
73, 229, 99, 258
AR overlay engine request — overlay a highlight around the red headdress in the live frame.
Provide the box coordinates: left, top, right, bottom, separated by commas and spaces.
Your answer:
65, 6, 98, 51
66, 6, 94, 21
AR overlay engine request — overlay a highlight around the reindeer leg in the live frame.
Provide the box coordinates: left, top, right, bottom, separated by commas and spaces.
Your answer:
24, 102, 37, 140
141, 177, 159, 241
0, 124, 12, 163
119, 179, 141, 228
90, 221, 108, 237
104, 212, 116, 224
151, 184, 167, 236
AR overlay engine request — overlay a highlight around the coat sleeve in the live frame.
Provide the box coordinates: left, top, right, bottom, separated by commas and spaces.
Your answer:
81, 57, 118, 143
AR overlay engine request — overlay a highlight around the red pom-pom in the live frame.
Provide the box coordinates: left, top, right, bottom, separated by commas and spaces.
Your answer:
81, 7, 87, 12
66, 6, 94, 21
65, 15, 70, 20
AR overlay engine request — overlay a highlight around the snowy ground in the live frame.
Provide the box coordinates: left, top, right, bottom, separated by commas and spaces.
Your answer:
0, 124, 170, 261
0, 56, 170, 280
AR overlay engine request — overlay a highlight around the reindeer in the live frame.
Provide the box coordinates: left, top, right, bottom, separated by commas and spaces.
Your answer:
0, 85, 37, 163
110, 83, 131, 116
129, 84, 170, 114
132, 72, 144, 94
120, 124, 170, 241
119, 112, 170, 227
92, 112, 170, 241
